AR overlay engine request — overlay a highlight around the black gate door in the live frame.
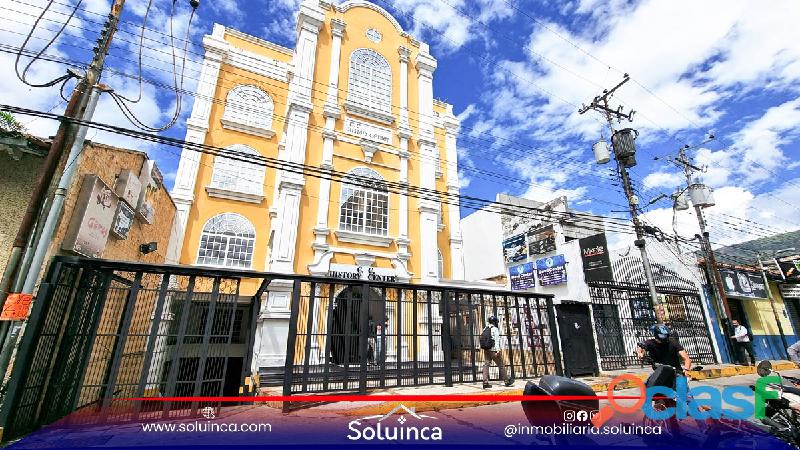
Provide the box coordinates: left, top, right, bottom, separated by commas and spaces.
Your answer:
556, 303, 598, 377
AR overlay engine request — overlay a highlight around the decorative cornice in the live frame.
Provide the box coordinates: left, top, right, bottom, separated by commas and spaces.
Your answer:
335, 230, 393, 247
205, 186, 265, 204
220, 118, 276, 139
343, 101, 395, 125
398, 46, 411, 63
397, 125, 413, 140
330, 18, 347, 37
279, 177, 305, 190
297, 2, 325, 33
323, 102, 341, 119
417, 134, 437, 148
415, 51, 437, 74
321, 129, 338, 140
337, 1, 404, 33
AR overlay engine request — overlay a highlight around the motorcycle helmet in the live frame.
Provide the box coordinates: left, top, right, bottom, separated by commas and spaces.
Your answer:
487, 315, 499, 326
651, 323, 670, 340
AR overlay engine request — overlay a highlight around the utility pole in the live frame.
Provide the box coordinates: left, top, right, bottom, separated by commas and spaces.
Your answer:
0, 0, 126, 383
580, 74, 663, 318
674, 145, 735, 362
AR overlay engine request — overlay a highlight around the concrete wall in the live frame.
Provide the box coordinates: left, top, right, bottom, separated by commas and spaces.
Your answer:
460, 208, 504, 282
0, 152, 42, 276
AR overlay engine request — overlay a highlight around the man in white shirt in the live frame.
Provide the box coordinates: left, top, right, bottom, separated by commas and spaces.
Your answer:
730, 319, 756, 366
482, 316, 513, 389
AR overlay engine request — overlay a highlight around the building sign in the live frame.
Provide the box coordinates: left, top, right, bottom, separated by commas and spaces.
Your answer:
1, 293, 33, 321
719, 269, 767, 299
777, 259, 800, 282
62, 175, 118, 258
328, 264, 397, 282
579, 233, 613, 282
502, 234, 527, 264
780, 284, 800, 298
526, 225, 556, 255
113, 169, 142, 207
111, 202, 135, 239
535, 254, 567, 286
509, 262, 535, 290
344, 117, 392, 145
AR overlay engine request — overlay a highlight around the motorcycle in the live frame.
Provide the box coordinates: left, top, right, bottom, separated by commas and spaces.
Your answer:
751, 360, 800, 447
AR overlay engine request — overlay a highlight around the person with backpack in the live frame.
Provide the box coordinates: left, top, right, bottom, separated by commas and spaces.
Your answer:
480, 315, 513, 389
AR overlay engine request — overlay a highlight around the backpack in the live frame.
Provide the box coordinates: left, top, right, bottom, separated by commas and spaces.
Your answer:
479, 326, 495, 350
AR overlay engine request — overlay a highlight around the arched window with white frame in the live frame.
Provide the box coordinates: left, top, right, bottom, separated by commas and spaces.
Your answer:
347, 49, 392, 115
222, 85, 274, 132
196, 213, 256, 268
209, 144, 265, 198
339, 167, 389, 236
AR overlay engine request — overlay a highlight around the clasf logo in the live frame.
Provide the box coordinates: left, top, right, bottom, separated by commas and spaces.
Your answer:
592, 374, 782, 427
347, 404, 443, 441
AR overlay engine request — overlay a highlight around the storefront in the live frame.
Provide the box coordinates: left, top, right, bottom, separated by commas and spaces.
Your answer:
719, 267, 797, 361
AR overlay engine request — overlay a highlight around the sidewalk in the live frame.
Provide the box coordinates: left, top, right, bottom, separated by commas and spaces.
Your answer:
263, 360, 798, 417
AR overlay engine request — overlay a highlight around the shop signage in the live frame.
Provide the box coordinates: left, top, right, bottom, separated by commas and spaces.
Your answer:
536, 254, 567, 286
113, 169, 142, 207
526, 225, 556, 255
502, 233, 527, 264
780, 284, 800, 298
719, 268, 767, 299
344, 117, 392, 145
509, 262, 535, 290
777, 259, 800, 282
62, 175, 118, 258
579, 233, 613, 282
328, 264, 397, 282
0, 293, 33, 321
111, 202, 135, 239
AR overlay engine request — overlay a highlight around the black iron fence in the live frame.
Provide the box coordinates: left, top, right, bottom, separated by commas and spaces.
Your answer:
283, 281, 562, 395
589, 281, 717, 370
0, 257, 560, 440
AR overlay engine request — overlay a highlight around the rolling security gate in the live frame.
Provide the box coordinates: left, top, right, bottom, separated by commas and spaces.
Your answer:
0, 257, 259, 441
589, 281, 717, 370
283, 281, 562, 394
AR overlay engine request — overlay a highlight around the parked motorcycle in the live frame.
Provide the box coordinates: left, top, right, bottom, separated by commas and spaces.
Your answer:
752, 360, 800, 447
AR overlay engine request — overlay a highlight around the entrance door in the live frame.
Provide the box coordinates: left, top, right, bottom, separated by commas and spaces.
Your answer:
728, 298, 750, 330
556, 303, 598, 377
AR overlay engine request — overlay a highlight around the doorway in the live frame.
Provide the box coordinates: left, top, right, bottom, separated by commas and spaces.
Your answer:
330, 286, 384, 365
556, 303, 598, 377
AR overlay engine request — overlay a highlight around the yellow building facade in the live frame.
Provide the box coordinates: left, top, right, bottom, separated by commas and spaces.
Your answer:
170, 0, 465, 367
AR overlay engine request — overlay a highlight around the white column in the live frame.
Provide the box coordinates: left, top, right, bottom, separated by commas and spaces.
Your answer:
415, 44, 440, 283
314, 18, 346, 261
269, 1, 324, 274
170, 24, 228, 258
397, 46, 412, 261
443, 106, 465, 280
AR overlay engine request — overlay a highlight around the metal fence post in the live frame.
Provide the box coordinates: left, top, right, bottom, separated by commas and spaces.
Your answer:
282, 280, 302, 397
441, 290, 453, 387
545, 298, 564, 376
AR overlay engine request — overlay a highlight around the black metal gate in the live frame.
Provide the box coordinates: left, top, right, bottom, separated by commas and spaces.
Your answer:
0, 257, 562, 440
589, 281, 717, 370
0, 258, 258, 441
283, 281, 561, 394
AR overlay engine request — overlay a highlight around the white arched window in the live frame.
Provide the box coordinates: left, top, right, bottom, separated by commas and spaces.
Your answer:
339, 167, 388, 236
209, 144, 265, 198
221, 85, 274, 135
347, 49, 392, 116
196, 213, 255, 268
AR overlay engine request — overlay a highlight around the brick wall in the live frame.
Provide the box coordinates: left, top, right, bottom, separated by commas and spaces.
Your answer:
0, 152, 42, 276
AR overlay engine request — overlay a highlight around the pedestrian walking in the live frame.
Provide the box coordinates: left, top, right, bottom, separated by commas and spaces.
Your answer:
479, 315, 513, 389
788, 341, 800, 365
730, 319, 756, 366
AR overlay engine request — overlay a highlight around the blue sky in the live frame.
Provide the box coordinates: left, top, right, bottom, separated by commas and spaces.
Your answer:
3, 0, 800, 250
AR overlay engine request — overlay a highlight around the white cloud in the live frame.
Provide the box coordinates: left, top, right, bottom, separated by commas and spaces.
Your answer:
642, 171, 682, 190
